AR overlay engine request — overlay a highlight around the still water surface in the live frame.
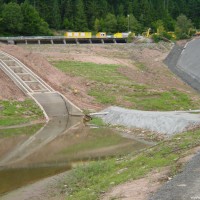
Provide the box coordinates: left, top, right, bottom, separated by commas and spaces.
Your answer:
0, 116, 151, 195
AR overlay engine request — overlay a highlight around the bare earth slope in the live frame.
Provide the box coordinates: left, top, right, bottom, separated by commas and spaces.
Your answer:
1, 43, 198, 110
0, 70, 25, 100
0, 44, 100, 110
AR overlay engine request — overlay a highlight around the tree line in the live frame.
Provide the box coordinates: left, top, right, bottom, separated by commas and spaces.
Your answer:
0, 0, 199, 37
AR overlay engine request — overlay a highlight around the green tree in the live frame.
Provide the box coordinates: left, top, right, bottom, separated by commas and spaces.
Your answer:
175, 14, 193, 39
21, 1, 50, 35
104, 13, 117, 33
50, 0, 61, 29
63, 18, 71, 30
85, 0, 98, 30
2, 2, 23, 34
188, 0, 200, 28
74, 0, 88, 31
61, 0, 74, 29
152, 20, 165, 34
129, 14, 141, 33
38, 18, 51, 35
94, 18, 101, 32
117, 15, 127, 32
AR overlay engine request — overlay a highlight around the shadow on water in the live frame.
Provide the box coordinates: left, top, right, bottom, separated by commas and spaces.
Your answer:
0, 115, 152, 195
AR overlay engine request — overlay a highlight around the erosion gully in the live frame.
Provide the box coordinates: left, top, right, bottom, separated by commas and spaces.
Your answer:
0, 116, 152, 196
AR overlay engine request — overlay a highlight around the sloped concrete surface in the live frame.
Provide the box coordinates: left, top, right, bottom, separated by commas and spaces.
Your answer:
165, 39, 200, 92
32, 93, 68, 117
177, 39, 200, 77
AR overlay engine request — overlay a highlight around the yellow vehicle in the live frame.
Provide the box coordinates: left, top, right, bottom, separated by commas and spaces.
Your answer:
195, 32, 200, 36
114, 32, 123, 38
96, 32, 107, 38
142, 28, 151, 38
65, 32, 92, 38
167, 32, 176, 39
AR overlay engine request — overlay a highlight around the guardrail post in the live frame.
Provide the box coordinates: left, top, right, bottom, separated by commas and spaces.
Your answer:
38, 40, 40, 45
51, 39, 54, 45
101, 39, 104, 44
75, 39, 79, 44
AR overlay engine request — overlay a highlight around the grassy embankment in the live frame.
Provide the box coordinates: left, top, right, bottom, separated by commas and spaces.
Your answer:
0, 99, 44, 127
58, 128, 200, 200
53, 60, 200, 111
51, 60, 200, 199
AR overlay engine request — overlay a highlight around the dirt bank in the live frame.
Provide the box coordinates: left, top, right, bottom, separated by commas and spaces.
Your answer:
0, 44, 101, 110
1, 43, 199, 110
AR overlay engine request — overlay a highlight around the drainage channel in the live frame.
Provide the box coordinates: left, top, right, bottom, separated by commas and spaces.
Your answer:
0, 51, 83, 118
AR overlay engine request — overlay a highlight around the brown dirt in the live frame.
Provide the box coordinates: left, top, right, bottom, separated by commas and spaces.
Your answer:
23, 43, 195, 94
0, 69, 25, 101
0, 44, 102, 110
101, 168, 170, 200
101, 146, 200, 200
1, 43, 198, 111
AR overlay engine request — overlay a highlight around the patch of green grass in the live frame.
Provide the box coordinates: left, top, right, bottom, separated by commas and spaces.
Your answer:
88, 89, 116, 104
135, 62, 148, 71
52, 60, 200, 110
0, 99, 44, 126
63, 128, 200, 200
52, 60, 128, 84
125, 89, 193, 111
90, 117, 105, 127
0, 124, 43, 138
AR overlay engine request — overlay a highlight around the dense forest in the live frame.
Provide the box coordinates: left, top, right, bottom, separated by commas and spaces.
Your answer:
0, 0, 199, 36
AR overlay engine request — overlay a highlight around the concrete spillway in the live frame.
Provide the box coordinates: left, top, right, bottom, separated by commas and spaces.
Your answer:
0, 51, 82, 119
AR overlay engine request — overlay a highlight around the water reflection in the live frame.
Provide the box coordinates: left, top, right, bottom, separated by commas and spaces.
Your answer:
0, 115, 151, 195
0, 116, 81, 167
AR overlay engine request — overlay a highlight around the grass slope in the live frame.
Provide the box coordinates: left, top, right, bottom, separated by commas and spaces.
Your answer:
0, 99, 44, 126
53, 60, 200, 111
62, 128, 200, 200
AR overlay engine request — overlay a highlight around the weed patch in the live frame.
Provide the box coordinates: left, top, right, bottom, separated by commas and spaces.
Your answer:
0, 99, 44, 126
53, 60, 200, 110
90, 117, 106, 127
135, 62, 148, 71
125, 89, 193, 110
63, 128, 200, 200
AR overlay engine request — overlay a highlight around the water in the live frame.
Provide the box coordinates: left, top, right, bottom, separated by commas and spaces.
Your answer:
0, 116, 152, 195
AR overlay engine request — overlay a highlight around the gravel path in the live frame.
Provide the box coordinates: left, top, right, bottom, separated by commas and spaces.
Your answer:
100, 106, 200, 135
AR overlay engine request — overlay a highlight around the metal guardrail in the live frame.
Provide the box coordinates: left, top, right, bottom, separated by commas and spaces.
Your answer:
0, 36, 128, 40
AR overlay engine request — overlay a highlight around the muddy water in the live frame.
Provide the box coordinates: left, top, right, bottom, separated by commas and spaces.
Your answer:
0, 116, 151, 196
